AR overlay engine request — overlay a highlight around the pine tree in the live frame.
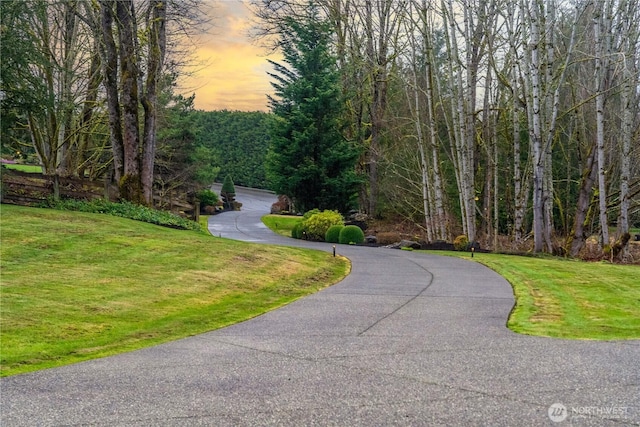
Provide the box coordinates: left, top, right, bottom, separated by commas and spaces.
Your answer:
265, 5, 360, 214
221, 174, 236, 210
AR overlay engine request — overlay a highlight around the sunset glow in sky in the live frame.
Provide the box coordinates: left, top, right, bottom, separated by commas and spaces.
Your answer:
179, 0, 279, 112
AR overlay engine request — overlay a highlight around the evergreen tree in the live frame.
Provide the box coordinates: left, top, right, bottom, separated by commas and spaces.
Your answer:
220, 174, 236, 210
265, 4, 360, 214
194, 110, 270, 189
155, 87, 220, 195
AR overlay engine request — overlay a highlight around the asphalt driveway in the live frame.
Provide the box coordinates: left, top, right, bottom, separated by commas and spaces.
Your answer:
1, 187, 638, 426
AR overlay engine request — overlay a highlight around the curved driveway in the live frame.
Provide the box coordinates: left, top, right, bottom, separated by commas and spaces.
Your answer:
1, 187, 638, 426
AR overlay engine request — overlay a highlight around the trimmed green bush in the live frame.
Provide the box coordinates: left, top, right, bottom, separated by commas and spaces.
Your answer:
221, 174, 236, 195
291, 222, 304, 239
325, 224, 344, 243
301, 210, 344, 241
221, 175, 236, 210
339, 225, 365, 245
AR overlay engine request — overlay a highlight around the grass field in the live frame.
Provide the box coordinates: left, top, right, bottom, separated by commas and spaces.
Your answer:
1, 163, 42, 173
431, 251, 639, 340
261, 214, 302, 237
0, 206, 349, 377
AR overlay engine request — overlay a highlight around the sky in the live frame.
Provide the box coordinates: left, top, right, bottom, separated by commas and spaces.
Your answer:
179, 0, 279, 112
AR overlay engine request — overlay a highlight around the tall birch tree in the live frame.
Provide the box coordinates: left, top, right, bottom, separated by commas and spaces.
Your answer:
593, 0, 611, 247
523, 0, 578, 253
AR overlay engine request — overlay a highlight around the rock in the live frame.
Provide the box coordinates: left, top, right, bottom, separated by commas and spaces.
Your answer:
270, 195, 291, 214
365, 235, 378, 244
399, 240, 422, 250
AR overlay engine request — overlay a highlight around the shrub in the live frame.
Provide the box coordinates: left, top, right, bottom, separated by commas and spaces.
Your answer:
453, 234, 469, 251
196, 189, 219, 207
221, 175, 236, 210
291, 222, 304, 239
302, 208, 321, 220
376, 231, 402, 245
325, 224, 344, 243
301, 210, 344, 241
221, 174, 236, 195
339, 225, 365, 245
44, 199, 201, 231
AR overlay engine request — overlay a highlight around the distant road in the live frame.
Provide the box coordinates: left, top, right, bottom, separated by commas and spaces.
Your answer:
210, 183, 277, 213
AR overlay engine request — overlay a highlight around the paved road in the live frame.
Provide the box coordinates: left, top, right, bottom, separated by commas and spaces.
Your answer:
1, 187, 638, 426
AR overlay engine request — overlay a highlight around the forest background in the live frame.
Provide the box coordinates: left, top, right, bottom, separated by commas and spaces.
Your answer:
0, 0, 638, 260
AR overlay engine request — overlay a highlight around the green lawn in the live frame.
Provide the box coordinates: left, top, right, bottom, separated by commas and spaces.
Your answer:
0, 206, 349, 376
262, 214, 302, 237
439, 251, 639, 340
1, 163, 42, 173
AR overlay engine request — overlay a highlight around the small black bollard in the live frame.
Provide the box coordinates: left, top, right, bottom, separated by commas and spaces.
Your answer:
333, 245, 336, 257
471, 247, 475, 258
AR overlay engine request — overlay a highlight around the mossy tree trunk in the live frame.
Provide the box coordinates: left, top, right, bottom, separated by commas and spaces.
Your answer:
98, 0, 166, 205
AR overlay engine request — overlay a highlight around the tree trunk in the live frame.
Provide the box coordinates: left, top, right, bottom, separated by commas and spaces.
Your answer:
615, 2, 636, 261
55, 1, 80, 178
364, 1, 383, 216
528, 0, 545, 253
542, 0, 556, 253
527, 0, 579, 252
424, 13, 448, 241
493, 112, 499, 250
482, 66, 493, 240
115, 0, 142, 202
141, 0, 167, 204
408, 53, 432, 240
98, 0, 124, 183
593, 5, 609, 247
75, 48, 102, 178
442, 0, 473, 241
507, 0, 528, 243
569, 144, 598, 257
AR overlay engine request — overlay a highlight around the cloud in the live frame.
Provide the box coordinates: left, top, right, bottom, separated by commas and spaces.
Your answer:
179, 0, 280, 111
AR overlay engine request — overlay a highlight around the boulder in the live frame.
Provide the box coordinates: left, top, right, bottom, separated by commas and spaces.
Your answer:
270, 194, 291, 214
398, 240, 422, 250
